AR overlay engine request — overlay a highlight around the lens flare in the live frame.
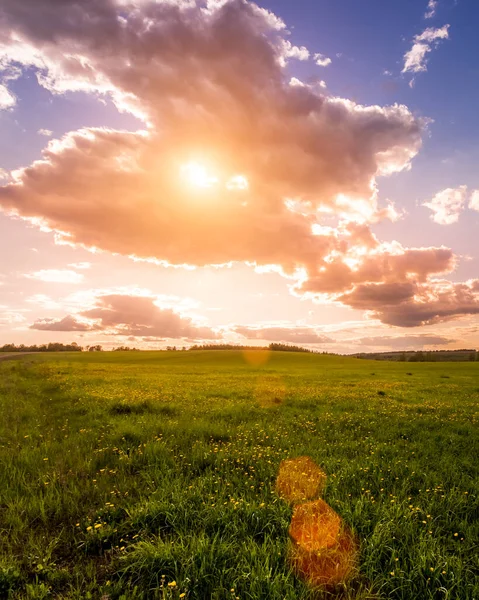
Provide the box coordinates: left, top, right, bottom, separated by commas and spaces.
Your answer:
275, 456, 327, 504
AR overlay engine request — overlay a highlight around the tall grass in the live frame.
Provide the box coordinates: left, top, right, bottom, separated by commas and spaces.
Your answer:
0, 351, 477, 599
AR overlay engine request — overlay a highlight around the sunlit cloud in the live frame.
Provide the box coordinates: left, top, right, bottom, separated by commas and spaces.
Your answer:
402, 25, 449, 74
424, 0, 438, 19
469, 190, 479, 212
0, 84, 16, 109
423, 185, 467, 225
314, 53, 332, 67
25, 269, 84, 284
31, 293, 218, 340
0, 0, 474, 329
68, 262, 92, 270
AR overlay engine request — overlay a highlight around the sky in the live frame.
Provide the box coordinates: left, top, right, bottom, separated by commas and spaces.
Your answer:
0, 0, 478, 353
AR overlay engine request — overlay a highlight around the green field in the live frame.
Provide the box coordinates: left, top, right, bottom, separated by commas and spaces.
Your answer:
0, 351, 478, 599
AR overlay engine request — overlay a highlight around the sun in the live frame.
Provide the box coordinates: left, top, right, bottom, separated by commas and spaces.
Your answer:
180, 160, 249, 193
180, 161, 219, 189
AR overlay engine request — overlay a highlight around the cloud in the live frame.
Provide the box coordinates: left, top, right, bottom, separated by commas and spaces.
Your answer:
0, 310, 26, 326
357, 334, 455, 349
31, 314, 95, 331
68, 262, 91, 270
298, 244, 455, 295
424, 0, 438, 19
37, 128, 53, 137
423, 185, 467, 224
0, 84, 15, 109
342, 279, 479, 327
31, 293, 217, 340
469, 190, 479, 212
25, 269, 84, 283
235, 325, 333, 344
0, 0, 472, 329
314, 53, 332, 67
281, 40, 310, 63
402, 25, 449, 74
80, 294, 217, 339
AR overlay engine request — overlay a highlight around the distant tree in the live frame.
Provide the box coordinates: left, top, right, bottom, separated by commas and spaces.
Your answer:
0, 342, 83, 352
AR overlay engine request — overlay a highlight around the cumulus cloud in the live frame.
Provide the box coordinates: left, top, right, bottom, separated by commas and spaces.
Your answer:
0, 0, 472, 328
0, 84, 15, 109
298, 243, 455, 295
37, 128, 53, 137
423, 185, 467, 225
281, 40, 310, 63
314, 53, 331, 67
31, 294, 218, 340
402, 25, 449, 74
25, 269, 84, 283
31, 314, 95, 331
235, 325, 333, 344
469, 190, 479, 212
424, 0, 438, 19
343, 279, 479, 327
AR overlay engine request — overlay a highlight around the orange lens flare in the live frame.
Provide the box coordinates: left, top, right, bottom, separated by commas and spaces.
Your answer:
288, 523, 358, 589
275, 456, 327, 504
242, 348, 271, 367
275, 456, 359, 590
289, 499, 341, 550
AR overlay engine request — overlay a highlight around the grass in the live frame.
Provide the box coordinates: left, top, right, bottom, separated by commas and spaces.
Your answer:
0, 350, 478, 599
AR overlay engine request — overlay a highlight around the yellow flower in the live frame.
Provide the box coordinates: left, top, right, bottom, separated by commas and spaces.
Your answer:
168, 581, 177, 588
180, 594, 186, 598
94, 523, 102, 529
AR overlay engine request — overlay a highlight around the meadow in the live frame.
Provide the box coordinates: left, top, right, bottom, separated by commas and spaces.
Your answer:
0, 350, 477, 600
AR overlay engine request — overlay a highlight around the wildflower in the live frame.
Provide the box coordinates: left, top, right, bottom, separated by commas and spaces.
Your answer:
168, 581, 177, 588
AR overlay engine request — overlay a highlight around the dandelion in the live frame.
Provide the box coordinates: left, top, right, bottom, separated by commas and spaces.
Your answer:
168, 581, 177, 588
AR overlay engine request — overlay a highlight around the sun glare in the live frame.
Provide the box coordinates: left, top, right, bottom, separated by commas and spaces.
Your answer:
226, 175, 249, 191
181, 162, 219, 189
180, 161, 249, 192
